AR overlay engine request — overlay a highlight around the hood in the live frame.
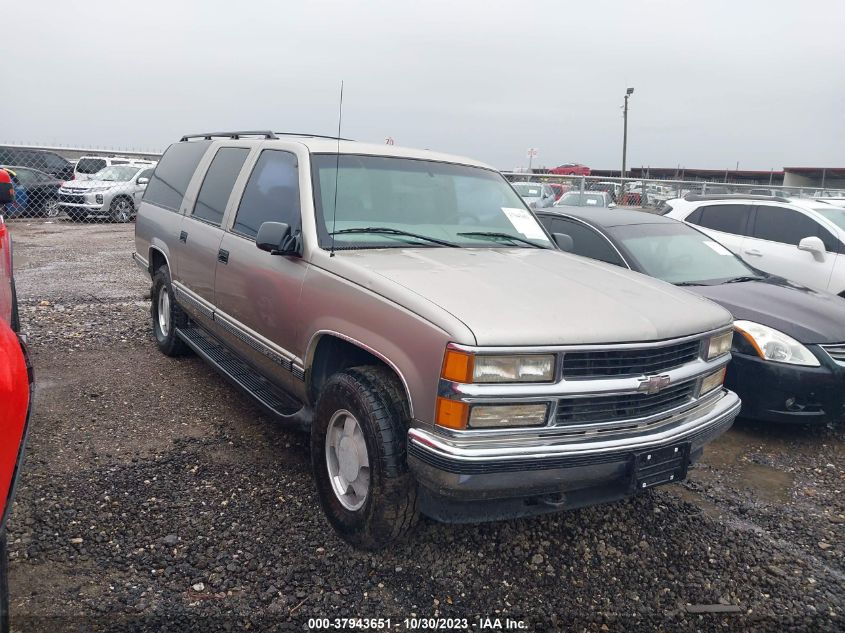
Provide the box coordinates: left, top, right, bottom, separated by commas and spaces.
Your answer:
693, 277, 845, 345
327, 248, 732, 346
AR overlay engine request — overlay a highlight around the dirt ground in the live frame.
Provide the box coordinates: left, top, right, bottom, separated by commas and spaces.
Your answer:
5, 218, 844, 632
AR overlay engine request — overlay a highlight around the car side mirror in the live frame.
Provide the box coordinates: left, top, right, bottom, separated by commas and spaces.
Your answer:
256, 221, 300, 256
552, 232, 574, 252
608, 203, 616, 209
797, 236, 826, 259
137, 177, 149, 185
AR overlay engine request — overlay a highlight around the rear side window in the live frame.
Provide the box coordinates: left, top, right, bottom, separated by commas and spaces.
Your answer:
41, 152, 69, 172
232, 150, 300, 239
191, 148, 250, 226
76, 158, 107, 174
144, 141, 211, 211
688, 203, 750, 236
752, 205, 837, 250
539, 216, 625, 266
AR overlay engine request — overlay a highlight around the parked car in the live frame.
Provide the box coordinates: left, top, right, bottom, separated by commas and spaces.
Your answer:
0, 212, 34, 633
0, 146, 73, 181
511, 181, 556, 208
134, 130, 739, 549
57, 164, 155, 222
548, 182, 571, 201
587, 181, 621, 201
549, 163, 590, 176
812, 190, 845, 209
74, 156, 154, 181
0, 166, 62, 217
663, 194, 845, 297
555, 191, 614, 209
538, 206, 845, 425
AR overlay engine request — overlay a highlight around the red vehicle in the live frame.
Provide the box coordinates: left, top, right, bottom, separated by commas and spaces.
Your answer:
0, 192, 33, 632
549, 163, 591, 176
548, 182, 572, 201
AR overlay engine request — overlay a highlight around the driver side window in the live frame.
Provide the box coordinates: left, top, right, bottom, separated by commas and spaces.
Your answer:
233, 150, 300, 239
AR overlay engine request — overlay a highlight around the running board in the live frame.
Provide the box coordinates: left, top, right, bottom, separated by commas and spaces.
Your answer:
176, 324, 312, 432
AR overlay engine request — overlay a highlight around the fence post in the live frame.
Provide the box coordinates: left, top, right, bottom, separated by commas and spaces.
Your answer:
641, 179, 646, 208
702, 182, 707, 195
579, 176, 585, 195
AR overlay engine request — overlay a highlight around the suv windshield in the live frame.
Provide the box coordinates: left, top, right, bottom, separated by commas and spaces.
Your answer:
311, 155, 551, 249
92, 165, 140, 182
513, 183, 543, 198
815, 207, 845, 231
610, 222, 758, 285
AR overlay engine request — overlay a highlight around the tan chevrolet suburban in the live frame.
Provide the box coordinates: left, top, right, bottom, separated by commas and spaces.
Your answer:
134, 131, 740, 549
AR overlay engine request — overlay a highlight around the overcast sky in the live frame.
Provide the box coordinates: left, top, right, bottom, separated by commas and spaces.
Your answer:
2, 0, 843, 170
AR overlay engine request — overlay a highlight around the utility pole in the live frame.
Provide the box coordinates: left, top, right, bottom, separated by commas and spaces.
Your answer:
621, 87, 634, 179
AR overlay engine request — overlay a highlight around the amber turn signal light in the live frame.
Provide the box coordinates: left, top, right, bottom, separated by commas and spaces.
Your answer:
441, 349, 474, 383
435, 397, 469, 430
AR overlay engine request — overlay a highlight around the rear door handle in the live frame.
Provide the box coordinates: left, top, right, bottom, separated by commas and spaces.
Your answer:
217, 249, 229, 264
744, 249, 762, 257
179, 230, 188, 243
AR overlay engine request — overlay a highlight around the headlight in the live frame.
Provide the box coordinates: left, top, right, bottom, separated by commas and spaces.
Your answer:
706, 330, 733, 360
700, 367, 726, 395
441, 349, 555, 384
469, 403, 548, 428
734, 320, 820, 367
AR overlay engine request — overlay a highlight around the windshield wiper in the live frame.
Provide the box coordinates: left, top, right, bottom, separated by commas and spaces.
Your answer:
674, 281, 705, 287
723, 275, 763, 284
456, 231, 548, 249
330, 227, 459, 247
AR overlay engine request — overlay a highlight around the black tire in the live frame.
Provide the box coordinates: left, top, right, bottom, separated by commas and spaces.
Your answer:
311, 366, 418, 549
150, 266, 190, 357
109, 196, 134, 223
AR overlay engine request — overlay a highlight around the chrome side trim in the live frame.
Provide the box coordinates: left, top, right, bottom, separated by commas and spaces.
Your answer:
172, 282, 214, 320
446, 326, 731, 355
213, 312, 296, 375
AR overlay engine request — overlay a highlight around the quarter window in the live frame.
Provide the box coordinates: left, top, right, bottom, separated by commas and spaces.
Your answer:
144, 141, 211, 211
688, 203, 751, 236
752, 205, 836, 249
233, 150, 300, 239
191, 148, 250, 226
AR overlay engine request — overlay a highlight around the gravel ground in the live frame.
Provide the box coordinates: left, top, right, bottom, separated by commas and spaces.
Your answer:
5, 219, 844, 632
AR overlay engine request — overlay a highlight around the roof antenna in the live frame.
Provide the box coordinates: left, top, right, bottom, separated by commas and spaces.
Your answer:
329, 80, 344, 257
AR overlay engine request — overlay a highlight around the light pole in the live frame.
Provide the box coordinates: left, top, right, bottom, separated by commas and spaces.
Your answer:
621, 87, 634, 179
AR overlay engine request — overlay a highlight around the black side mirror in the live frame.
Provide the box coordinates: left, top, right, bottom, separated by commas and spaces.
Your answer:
552, 232, 573, 252
256, 221, 301, 256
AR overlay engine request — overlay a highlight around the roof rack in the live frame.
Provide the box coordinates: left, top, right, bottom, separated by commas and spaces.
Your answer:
179, 131, 353, 142
683, 193, 792, 203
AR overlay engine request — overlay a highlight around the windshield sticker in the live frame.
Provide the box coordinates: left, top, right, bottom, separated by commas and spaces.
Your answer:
703, 241, 733, 256
501, 207, 547, 240
586, 199, 597, 205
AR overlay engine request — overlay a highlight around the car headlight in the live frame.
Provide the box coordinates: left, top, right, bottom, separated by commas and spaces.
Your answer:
700, 367, 726, 395
468, 403, 548, 428
441, 349, 555, 384
734, 320, 820, 367
706, 330, 733, 360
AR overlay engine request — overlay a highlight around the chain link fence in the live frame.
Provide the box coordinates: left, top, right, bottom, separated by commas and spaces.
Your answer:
0, 146, 159, 223
502, 172, 845, 212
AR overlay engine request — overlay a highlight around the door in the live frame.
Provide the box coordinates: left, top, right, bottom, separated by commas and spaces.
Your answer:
215, 148, 309, 392
174, 147, 251, 325
684, 202, 752, 255
742, 203, 837, 291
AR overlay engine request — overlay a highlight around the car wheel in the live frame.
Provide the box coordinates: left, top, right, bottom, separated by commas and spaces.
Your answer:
42, 199, 60, 218
311, 366, 418, 550
109, 197, 134, 223
150, 266, 190, 357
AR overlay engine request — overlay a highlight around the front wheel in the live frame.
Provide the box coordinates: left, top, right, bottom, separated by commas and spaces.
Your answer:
311, 366, 418, 549
42, 199, 60, 218
110, 197, 134, 223
150, 266, 190, 357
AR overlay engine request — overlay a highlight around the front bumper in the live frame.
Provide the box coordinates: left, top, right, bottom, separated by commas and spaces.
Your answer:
726, 350, 845, 424
408, 389, 740, 522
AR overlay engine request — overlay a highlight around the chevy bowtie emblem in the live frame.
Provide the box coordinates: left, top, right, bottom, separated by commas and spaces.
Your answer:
638, 374, 671, 394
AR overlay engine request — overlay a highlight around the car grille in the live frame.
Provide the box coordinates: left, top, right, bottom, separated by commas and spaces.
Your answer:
555, 382, 696, 426
821, 343, 845, 365
59, 192, 86, 204
562, 340, 701, 379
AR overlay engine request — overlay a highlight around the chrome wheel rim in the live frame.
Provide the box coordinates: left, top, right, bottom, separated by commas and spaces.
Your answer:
157, 288, 170, 337
325, 409, 370, 511
114, 199, 131, 222
44, 201, 60, 217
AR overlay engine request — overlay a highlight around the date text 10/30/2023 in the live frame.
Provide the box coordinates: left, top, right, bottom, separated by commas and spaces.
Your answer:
307, 617, 529, 630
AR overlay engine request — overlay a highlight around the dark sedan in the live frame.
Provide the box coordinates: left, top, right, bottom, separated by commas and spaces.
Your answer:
1, 166, 62, 216
538, 207, 845, 425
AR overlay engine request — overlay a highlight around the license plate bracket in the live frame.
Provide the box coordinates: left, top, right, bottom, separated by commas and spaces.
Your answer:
632, 442, 690, 492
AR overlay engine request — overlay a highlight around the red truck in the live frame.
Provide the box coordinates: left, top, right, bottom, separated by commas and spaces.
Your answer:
549, 163, 591, 176
0, 185, 33, 632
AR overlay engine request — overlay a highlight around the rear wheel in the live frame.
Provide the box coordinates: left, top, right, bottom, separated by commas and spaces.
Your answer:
110, 197, 134, 223
311, 366, 418, 549
150, 266, 190, 356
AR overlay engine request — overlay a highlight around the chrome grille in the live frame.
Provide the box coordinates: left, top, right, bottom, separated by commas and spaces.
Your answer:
821, 343, 845, 365
556, 382, 696, 426
562, 340, 701, 379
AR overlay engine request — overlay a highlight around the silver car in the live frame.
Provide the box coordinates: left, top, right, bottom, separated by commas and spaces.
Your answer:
56, 164, 156, 222
512, 181, 556, 209
134, 131, 739, 549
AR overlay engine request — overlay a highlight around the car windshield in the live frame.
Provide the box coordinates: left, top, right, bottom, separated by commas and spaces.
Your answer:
513, 183, 543, 198
311, 155, 552, 249
609, 222, 758, 285
92, 165, 139, 181
558, 192, 606, 207
814, 207, 845, 231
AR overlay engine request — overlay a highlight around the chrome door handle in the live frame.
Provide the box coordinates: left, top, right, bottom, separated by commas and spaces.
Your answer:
744, 249, 762, 257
